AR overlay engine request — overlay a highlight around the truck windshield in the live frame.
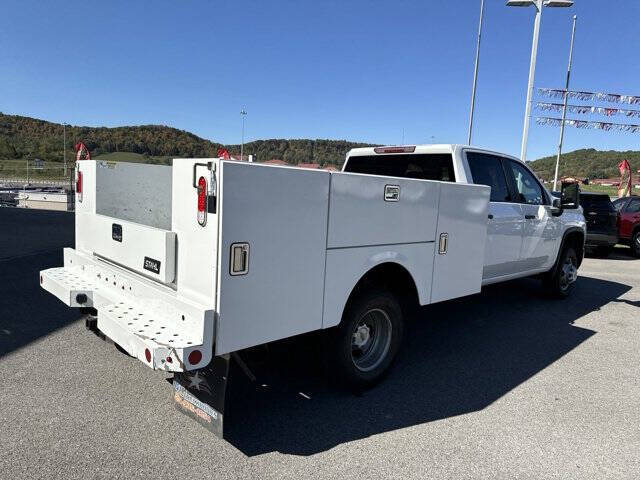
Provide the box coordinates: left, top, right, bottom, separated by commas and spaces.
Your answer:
344, 154, 455, 182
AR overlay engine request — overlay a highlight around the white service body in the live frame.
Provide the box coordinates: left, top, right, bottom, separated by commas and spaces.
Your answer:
40, 144, 584, 373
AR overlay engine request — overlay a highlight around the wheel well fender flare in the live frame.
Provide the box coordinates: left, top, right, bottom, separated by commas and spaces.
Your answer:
551, 227, 585, 275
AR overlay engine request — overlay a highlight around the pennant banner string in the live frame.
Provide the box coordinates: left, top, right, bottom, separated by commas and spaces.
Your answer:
536, 116, 640, 133
535, 102, 640, 118
538, 88, 640, 105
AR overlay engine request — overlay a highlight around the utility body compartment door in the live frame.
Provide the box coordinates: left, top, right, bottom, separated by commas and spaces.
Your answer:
215, 162, 330, 355
430, 182, 490, 303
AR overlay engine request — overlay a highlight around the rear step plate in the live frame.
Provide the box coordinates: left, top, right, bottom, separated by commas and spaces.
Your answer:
98, 300, 206, 372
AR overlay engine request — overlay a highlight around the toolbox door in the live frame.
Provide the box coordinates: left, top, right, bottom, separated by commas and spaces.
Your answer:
430, 182, 490, 303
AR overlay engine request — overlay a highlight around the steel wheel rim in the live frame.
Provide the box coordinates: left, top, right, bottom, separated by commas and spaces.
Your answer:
351, 308, 392, 372
559, 254, 577, 291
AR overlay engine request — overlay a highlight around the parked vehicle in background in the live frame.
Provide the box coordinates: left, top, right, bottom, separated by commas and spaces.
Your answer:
580, 192, 618, 257
613, 195, 640, 257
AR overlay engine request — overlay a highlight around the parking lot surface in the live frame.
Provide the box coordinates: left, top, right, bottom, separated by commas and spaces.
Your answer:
1, 208, 639, 479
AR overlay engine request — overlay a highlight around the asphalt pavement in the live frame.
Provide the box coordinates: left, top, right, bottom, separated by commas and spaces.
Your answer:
1, 207, 639, 479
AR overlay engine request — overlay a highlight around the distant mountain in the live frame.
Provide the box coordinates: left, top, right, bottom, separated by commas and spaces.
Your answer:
0, 113, 369, 167
2, 113, 638, 174
529, 148, 640, 181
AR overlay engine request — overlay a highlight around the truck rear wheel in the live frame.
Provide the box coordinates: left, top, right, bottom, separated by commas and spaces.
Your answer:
326, 290, 403, 390
544, 246, 578, 298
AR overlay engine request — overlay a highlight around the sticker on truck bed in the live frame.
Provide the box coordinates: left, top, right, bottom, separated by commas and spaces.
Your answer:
143, 256, 161, 274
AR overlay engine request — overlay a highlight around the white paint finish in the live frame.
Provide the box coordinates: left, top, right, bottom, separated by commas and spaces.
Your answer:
171, 159, 219, 307
322, 242, 435, 329
215, 161, 330, 355
483, 202, 524, 279
327, 172, 440, 248
95, 161, 172, 230
75, 161, 96, 257
519, 204, 563, 270
430, 182, 490, 303
41, 248, 214, 372
84, 214, 176, 284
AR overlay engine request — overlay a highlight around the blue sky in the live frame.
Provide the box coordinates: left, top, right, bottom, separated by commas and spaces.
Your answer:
1, 0, 639, 160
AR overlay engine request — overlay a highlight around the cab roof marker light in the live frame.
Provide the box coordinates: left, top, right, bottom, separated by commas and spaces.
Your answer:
374, 146, 416, 154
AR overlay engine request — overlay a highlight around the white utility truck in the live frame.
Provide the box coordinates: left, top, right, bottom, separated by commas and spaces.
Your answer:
40, 145, 585, 436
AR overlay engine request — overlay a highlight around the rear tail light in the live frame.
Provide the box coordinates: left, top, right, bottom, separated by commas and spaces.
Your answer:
374, 146, 416, 154
76, 170, 83, 203
197, 176, 207, 226
188, 349, 202, 365
144, 348, 151, 363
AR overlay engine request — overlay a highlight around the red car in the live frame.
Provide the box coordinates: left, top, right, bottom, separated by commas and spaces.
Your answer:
613, 195, 640, 257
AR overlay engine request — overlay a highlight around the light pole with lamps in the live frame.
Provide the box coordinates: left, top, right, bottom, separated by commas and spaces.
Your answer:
240, 109, 247, 161
468, 0, 485, 145
553, 15, 577, 191
506, 0, 573, 162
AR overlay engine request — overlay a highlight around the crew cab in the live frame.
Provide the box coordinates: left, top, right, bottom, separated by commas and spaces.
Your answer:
613, 195, 640, 256
39, 145, 585, 436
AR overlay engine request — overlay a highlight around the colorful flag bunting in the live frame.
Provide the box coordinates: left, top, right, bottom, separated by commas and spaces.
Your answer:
538, 88, 640, 105
536, 116, 640, 133
535, 102, 640, 118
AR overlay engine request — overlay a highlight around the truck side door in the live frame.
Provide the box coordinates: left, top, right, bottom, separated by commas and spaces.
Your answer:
503, 158, 560, 272
465, 151, 523, 279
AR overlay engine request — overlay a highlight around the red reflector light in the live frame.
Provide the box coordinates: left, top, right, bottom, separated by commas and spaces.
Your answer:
166, 356, 172, 363
374, 146, 416, 154
144, 348, 151, 363
188, 349, 202, 365
197, 176, 207, 226
76, 170, 83, 203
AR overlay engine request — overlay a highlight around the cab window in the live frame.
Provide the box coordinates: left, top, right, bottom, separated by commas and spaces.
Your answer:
344, 153, 455, 182
626, 198, 640, 213
466, 152, 511, 202
506, 160, 546, 205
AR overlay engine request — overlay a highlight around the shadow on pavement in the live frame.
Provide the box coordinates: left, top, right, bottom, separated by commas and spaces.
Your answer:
224, 275, 631, 456
0, 208, 78, 357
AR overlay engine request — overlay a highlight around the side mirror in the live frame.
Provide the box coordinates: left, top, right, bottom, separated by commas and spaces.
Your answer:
560, 182, 580, 209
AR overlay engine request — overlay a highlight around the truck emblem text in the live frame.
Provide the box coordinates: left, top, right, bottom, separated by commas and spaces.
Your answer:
384, 185, 400, 202
143, 257, 161, 274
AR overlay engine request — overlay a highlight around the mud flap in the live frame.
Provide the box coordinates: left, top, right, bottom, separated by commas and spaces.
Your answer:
172, 354, 230, 438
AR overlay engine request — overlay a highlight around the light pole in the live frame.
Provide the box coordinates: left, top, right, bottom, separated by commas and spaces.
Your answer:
240, 109, 247, 161
506, 0, 573, 162
63, 122, 67, 177
553, 15, 577, 191
468, 0, 485, 145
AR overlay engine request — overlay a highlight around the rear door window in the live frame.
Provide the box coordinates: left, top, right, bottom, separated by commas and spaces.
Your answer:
466, 152, 511, 202
581, 194, 614, 212
344, 153, 455, 181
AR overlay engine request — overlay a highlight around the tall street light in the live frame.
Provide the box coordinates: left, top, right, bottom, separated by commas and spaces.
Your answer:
506, 0, 573, 162
468, 0, 485, 145
553, 15, 577, 191
240, 109, 247, 161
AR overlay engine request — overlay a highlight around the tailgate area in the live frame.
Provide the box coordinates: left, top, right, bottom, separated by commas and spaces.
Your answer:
41, 248, 214, 372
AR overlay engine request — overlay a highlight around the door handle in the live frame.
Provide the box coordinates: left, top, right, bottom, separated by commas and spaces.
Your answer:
524, 215, 536, 219
488, 214, 494, 219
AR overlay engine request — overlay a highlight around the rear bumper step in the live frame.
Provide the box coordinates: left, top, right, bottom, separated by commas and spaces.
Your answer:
40, 248, 214, 372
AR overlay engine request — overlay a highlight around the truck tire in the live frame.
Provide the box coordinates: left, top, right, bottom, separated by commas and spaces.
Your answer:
544, 246, 578, 298
326, 290, 404, 390
631, 230, 640, 258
